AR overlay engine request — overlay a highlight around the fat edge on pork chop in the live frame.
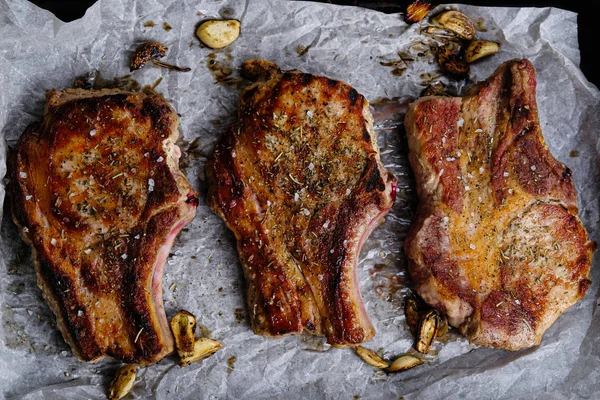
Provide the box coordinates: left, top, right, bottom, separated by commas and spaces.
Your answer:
404, 59, 595, 351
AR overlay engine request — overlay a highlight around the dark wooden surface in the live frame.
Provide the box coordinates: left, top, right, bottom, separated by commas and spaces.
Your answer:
26, 0, 599, 89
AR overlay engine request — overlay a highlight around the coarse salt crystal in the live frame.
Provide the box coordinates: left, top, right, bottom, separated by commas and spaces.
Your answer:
267, 200, 272, 207
479, 167, 484, 174
294, 193, 300, 202
231, 151, 236, 158
121, 253, 128, 260
25, 195, 32, 201
302, 208, 310, 216
346, 188, 351, 195
442, 137, 446, 144
457, 118, 464, 128
89, 129, 96, 136
308, 163, 314, 170
50, 238, 57, 245
148, 178, 155, 192
457, 151, 461, 157
475, 129, 483, 133
446, 157, 455, 162
19, 172, 27, 179
323, 220, 330, 229
530, 165, 537, 171
329, 249, 334, 254
77, 310, 84, 317
307, 110, 314, 119
503, 172, 509, 177
467, 173, 473, 178
84, 248, 91, 254
469, 243, 476, 250
134, 234, 140, 240
465, 185, 470, 191
156, 156, 164, 163
508, 188, 513, 195
478, 196, 483, 203
439, 169, 444, 177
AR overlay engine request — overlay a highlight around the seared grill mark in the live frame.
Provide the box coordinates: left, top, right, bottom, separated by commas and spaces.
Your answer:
364, 161, 385, 193
348, 88, 358, 106
362, 128, 371, 142
300, 72, 314, 86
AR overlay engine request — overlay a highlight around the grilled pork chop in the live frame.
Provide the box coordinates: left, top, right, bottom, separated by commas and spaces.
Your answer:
207, 60, 397, 346
10, 88, 198, 363
404, 59, 595, 350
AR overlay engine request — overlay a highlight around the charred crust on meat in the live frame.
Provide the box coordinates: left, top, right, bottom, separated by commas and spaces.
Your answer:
326, 78, 338, 88
141, 97, 174, 135
348, 88, 359, 106
240, 59, 281, 81
300, 72, 314, 86
364, 162, 385, 193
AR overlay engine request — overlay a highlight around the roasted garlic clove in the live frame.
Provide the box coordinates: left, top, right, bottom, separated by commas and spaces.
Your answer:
404, 297, 421, 335
170, 310, 197, 359
196, 20, 241, 49
405, 0, 431, 24
465, 40, 500, 63
179, 337, 223, 367
416, 310, 440, 353
431, 10, 475, 40
437, 45, 470, 80
108, 364, 137, 400
354, 346, 389, 369
387, 354, 424, 373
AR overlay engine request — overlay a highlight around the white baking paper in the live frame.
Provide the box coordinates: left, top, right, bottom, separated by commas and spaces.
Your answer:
0, 0, 599, 398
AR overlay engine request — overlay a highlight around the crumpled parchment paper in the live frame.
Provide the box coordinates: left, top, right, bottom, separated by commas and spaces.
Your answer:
1, 0, 599, 398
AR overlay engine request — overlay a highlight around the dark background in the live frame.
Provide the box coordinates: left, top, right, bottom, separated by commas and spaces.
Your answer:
26, 0, 599, 89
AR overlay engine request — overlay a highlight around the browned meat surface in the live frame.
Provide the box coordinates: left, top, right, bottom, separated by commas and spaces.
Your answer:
404, 59, 595, 351
9, 88, 198, 364
207, 60, 397, 346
